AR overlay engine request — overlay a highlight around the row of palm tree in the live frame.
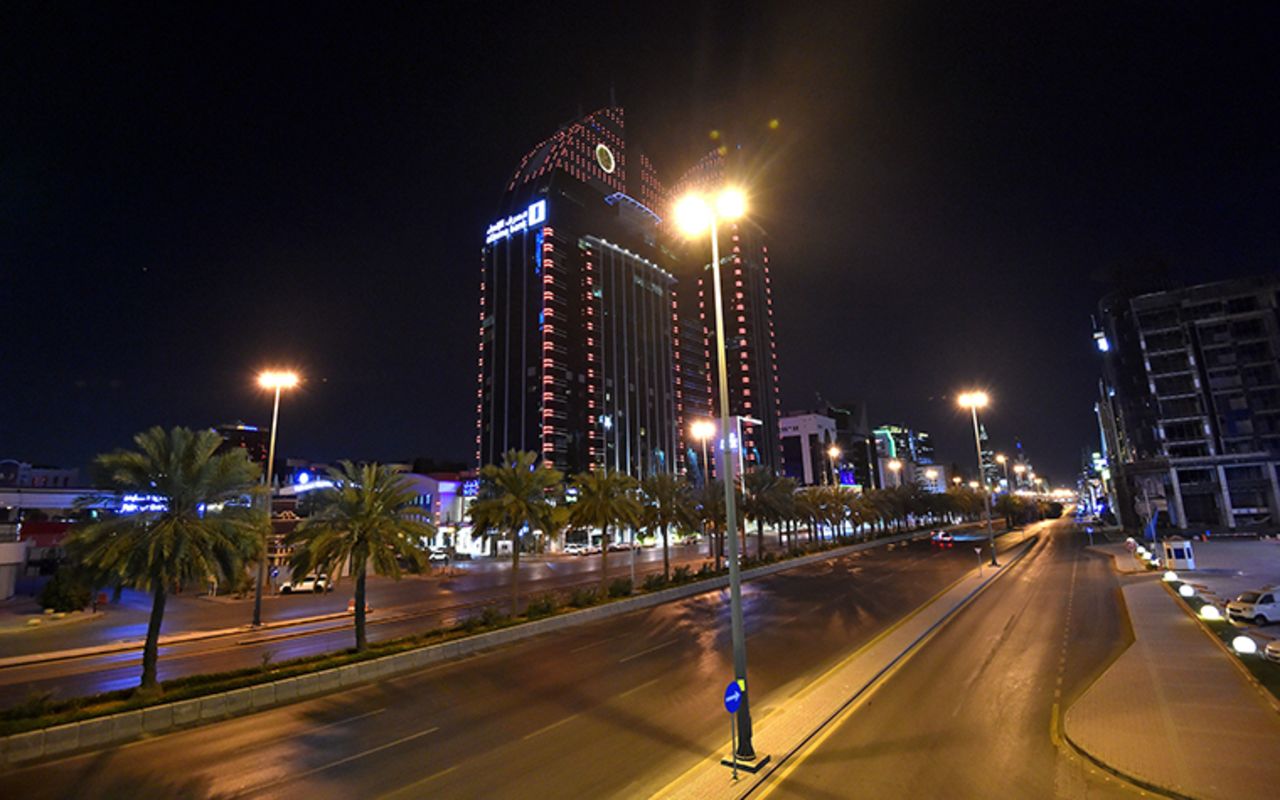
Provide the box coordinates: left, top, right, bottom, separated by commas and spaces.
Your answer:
63, 431, 991, 695
467, 450, 992, 612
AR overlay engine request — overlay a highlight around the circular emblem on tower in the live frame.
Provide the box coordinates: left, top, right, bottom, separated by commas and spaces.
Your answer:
595, 143, 616, 174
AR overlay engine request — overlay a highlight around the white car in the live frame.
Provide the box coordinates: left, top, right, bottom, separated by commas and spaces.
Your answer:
1264, 639, 1280, 664
1227, 589, 1279, 625
563, 543, 588, 556
427, 548, 450, 563
280, 574, 332, 594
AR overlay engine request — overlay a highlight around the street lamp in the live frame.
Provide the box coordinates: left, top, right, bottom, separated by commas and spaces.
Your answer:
1013, 463, 1027, 490
827, 444, 842, 487
690, 419, 716, 485
253, 370, 299, 627
957, 391, 997, 566
887, 458, 903, 488
675, 186, 761, 765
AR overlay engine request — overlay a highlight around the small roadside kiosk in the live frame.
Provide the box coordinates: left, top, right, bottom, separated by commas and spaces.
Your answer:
1162, 538, 1196, 570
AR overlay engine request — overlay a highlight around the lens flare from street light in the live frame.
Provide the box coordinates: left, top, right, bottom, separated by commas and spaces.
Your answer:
716, 188, 747, 221
258, 370, 300, 390
996, 454, 1007, 464
1013, 464, 1027, 474
828, 445, 842, 460
690, 419, 715, 441
957, 391, 990, 409
968, 481, 979, 489
888, 459, 902, 472
925, 469, 939, 480
674, 194, 712, 237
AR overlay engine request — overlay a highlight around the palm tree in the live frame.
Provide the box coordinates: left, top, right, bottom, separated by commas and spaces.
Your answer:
794, 487, 822, 545
570, 468, 642, 591
743, 468, 785, 559
468, 450, 563, 615
66, 426, 263, 691
640, 472, 693, 581
288, 461, 435, 651
772, 476, 798, 550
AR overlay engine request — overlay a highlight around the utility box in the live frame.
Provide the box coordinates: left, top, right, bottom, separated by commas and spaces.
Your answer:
1163, 538, 1196, 570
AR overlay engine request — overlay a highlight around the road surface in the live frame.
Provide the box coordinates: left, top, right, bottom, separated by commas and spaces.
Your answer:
0, 532, 1012, 798
760, 515, 1134, 799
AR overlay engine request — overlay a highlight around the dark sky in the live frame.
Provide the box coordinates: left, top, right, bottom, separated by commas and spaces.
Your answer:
4, 3, 1278, 483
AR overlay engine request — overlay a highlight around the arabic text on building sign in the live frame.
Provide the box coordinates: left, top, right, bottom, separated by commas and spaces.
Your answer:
485, 200, 547, 244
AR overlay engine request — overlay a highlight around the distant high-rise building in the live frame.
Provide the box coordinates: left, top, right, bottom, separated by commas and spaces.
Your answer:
1096, 275, 1280, 530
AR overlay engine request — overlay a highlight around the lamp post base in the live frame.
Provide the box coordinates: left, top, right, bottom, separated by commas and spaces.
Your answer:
721, 753, 770, 773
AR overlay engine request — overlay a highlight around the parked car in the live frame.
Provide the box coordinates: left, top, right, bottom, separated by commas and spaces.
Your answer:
1227, 590, 1279, 625
427, 547, 450, 563
931, 530, 954, 546
563, 543, 588, 556
280, 574, 331, 594
1264, 639, 1280, 664
607, 541, 632, 551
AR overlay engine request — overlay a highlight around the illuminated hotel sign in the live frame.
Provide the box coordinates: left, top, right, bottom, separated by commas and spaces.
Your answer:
485, 199, 547, 244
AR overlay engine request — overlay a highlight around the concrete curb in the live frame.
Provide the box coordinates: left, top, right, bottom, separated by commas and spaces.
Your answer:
0, 530, 932, 769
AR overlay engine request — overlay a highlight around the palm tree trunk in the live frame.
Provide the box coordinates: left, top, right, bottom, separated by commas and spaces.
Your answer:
140, 585, 167, 690
757, 518, 765, 560
599, 525, 609, 592
662, 523, 670, 581
355, 568, 368, 651
510, 528, 521, 616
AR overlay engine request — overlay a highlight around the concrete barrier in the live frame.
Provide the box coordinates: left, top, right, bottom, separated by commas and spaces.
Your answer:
0, 529, 931, 768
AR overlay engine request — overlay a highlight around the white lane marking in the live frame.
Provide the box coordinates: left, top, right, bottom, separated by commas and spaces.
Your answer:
241, 726, 440, 795
311, 707, 385, 733
618, 639, 678, 663
569, 633, 626, 653
521, 712, 581, 741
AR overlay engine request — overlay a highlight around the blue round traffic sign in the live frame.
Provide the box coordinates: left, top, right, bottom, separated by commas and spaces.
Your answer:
724, 680, 743, 714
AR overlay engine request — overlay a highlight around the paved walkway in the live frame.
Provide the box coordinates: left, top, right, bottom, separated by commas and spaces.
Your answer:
1064, 578, 1280, 800
652, 540, 1033, 799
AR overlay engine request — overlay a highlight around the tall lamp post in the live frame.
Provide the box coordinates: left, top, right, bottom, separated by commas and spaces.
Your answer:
253, 370, 299, 627
827, 444, 842, 487
675, 187, 761, 765
691, 419, 716, 485
1013, 462, 1027, 490
957, 391, 998, 566
887, 458, 903, 488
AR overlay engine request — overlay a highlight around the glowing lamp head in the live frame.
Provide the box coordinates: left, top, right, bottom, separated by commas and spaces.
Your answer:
1162, 570, 1178, 582
952, 476, 962, 485
957, 391, 990, 410
1179, 584, 1195, 598
674, 194, 713, 237
828, 445, 842, 460
1199, 605, 1223, 621
258, 370, 300, 390
996, 454, 1007, 465
925, 469, 939, 480
1013, 464, 1027, 475
888, 459, 902, 472
690, 419, 715, 441
968, 481, 980, 489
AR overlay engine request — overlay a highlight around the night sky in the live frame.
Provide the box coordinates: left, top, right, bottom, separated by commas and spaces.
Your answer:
5, 3, 1278, 483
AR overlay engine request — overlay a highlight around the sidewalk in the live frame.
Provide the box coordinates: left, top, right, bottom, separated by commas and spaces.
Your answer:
1064, 578, 1280, 800
654, 537, 1036, 800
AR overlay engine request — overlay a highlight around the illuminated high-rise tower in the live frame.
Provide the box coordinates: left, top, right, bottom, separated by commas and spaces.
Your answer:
477, 107, 679, 476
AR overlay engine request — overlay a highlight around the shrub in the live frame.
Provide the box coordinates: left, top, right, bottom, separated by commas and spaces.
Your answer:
478, 605, 508, 627
607, 578, 633, 598
38, 567, 92, 612
672, 565, 692, 584
569, 587, 599, 608
642, 573, 668, 592
696, 562, 713, 578
524, 594, 558, 619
